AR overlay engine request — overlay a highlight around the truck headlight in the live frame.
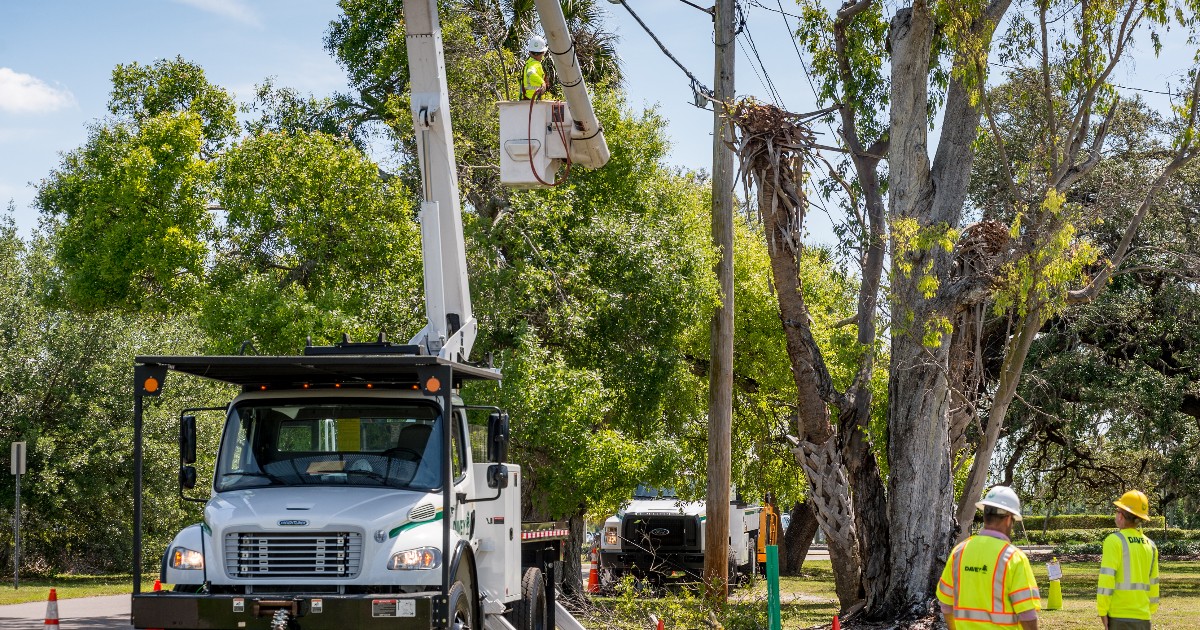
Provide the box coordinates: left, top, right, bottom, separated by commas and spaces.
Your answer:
170, 547, 205, 570
605, 527, 618, 546
387, 547, 442, 570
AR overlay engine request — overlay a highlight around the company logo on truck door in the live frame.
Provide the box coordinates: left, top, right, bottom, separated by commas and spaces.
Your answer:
453, 511, 476, 537
278, 519, 309, 526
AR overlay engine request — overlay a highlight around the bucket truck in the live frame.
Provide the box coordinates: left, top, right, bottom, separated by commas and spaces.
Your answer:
128, 2, 609, 629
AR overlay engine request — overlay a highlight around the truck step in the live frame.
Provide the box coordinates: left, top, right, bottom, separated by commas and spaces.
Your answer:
483, 613, 520, 630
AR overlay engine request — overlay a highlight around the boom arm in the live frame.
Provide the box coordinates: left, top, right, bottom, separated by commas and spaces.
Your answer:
533, 0, 610, 169
403, 0, 477, 362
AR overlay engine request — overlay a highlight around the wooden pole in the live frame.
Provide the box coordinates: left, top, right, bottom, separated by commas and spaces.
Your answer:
704, 0, 736, 606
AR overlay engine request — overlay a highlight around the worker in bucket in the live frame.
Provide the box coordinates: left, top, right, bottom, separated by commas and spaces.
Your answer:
937, 486, 1041, 629
1097, 490, 1160, 630
523, 34, 549, 100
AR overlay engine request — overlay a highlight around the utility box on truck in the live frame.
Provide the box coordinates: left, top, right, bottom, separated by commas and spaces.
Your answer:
128, 341, 581, 630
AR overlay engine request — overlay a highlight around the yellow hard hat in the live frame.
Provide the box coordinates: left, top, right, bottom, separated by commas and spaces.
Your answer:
1114, 490, 1150, 521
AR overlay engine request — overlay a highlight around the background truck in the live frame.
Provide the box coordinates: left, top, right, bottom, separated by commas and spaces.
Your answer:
129, 0, 609, 626
596, 485, 766, 587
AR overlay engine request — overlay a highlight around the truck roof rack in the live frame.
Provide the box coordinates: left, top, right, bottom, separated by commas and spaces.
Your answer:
134, 353, 501, 389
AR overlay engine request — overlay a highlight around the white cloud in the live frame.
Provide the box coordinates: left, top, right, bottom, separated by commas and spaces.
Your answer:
171, 0, 260, 26
0, 69, 76, 114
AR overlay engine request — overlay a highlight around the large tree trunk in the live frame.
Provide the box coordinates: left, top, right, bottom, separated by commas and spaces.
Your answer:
562, 512, 586, 597
756, 164, 864, 609
876, 5, 958, 617
780, 501, 819, 575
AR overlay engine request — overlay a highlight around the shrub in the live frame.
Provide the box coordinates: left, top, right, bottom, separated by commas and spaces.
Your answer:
1022, 514, 1166, 530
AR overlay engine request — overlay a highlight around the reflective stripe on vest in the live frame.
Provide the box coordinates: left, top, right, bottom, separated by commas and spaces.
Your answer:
950, 538, 1033, 625
1115, 531, 1153, 592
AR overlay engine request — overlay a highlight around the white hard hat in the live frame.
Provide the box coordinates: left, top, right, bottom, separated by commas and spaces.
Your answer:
975, 485, 1023, 521
527, 34, 548, 53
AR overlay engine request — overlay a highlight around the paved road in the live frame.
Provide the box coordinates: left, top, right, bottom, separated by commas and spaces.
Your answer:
0, 594, 129, 630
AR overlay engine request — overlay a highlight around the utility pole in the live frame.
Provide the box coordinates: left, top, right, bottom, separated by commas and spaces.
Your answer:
704, 0, 736, 606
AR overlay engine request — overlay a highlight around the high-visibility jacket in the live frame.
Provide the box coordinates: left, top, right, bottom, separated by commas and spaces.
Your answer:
937, 532, 1041, 628
523, 57, 546, 100
1097, 528, 1159, 620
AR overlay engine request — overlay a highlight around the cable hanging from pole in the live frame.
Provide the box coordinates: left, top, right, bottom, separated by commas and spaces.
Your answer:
613, 0, 716, 108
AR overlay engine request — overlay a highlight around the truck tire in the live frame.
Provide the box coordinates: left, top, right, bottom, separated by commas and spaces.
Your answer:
448, 580, 475, 630
517, 567, 547, 630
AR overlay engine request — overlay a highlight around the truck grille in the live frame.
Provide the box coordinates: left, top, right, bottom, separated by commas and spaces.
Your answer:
224, 532, 363, 578
622, 515, 700, 551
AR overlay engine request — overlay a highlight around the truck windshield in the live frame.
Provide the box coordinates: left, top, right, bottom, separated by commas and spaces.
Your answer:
214, 400, 445, 492
633, 485, 677, 499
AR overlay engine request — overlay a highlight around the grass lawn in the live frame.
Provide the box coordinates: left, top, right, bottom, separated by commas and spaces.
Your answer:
581, 560, 1200, 629
0, 575, 155, 606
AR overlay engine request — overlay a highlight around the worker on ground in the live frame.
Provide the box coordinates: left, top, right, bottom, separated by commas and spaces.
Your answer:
937, 486, 1041, 630
523, 35, 549, 100
1097, 490, 1160, 630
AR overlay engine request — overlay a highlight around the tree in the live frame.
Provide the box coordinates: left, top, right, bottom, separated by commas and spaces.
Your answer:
736, 0, 1200, 618
37, 57, 426, 353
0, 212, 227, 573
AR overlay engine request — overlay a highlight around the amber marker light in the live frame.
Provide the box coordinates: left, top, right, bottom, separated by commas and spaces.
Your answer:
425, 376, 441, 393
366, 383, 374, 389
260, 385, 267, 391
142, 377, 159, 393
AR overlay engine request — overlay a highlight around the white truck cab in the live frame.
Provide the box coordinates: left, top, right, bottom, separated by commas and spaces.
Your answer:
597, 485, 761, 587
130, 343, 578, 630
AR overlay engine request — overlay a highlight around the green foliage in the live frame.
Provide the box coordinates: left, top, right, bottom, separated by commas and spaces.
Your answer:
208, 129, 424, 352
108, 56, 239, 154
1024, 527, 1200, 545
0, 218, 229, 572
38, 113, 212, 311
1023, 514, 1166, 530
465, 92, 718, 518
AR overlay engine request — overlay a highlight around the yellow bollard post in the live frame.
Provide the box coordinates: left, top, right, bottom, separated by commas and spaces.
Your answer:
1046, 557, 1063, 610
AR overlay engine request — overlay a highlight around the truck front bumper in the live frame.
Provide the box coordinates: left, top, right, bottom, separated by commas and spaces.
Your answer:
599, 550, 705, 577
132, 591, 440, 629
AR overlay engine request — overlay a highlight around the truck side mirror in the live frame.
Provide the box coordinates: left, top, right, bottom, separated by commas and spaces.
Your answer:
180, 465, 197, 490
487, 463, 510, 489
487, 411, 510, 463
180, 414, 197, 465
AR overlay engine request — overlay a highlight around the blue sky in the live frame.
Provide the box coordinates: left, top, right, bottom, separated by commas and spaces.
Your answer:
0, 0, 1194, 242
0, 1, 830, 240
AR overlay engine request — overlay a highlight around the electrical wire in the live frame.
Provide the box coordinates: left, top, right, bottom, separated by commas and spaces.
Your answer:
737, 38, 775, 105
741, 15, 785, 107
613, 0, 714, 108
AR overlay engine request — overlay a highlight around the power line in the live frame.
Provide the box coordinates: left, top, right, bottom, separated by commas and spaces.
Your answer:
988, 61, 1178, 97
675, 0, 714, 13
741, 14, 786, 107
737, 38, 775, 105
613, 0, 714, 108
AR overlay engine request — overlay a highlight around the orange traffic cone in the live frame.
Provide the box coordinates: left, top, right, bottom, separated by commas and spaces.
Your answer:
153, 579, 162, 591
586, 564, 600, 593
831, 614, 840, 630
44, 588, 59, 628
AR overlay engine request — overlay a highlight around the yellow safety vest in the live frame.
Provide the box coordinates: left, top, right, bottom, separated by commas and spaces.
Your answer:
937, 534, 1042, 628
1097, 528, 1159, 620
523, 57, 545, 100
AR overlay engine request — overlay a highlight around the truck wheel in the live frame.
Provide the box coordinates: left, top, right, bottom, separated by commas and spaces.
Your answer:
517, 567, 547, 630
448, 580, 475, 630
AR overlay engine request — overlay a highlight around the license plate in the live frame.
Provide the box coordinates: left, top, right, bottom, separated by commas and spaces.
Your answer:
371, 599, 416, 617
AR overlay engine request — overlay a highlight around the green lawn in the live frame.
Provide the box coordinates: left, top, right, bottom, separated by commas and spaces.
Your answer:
8, 561, 1197, 629
0, 575, 156, 606
579, 560, 1200, 629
